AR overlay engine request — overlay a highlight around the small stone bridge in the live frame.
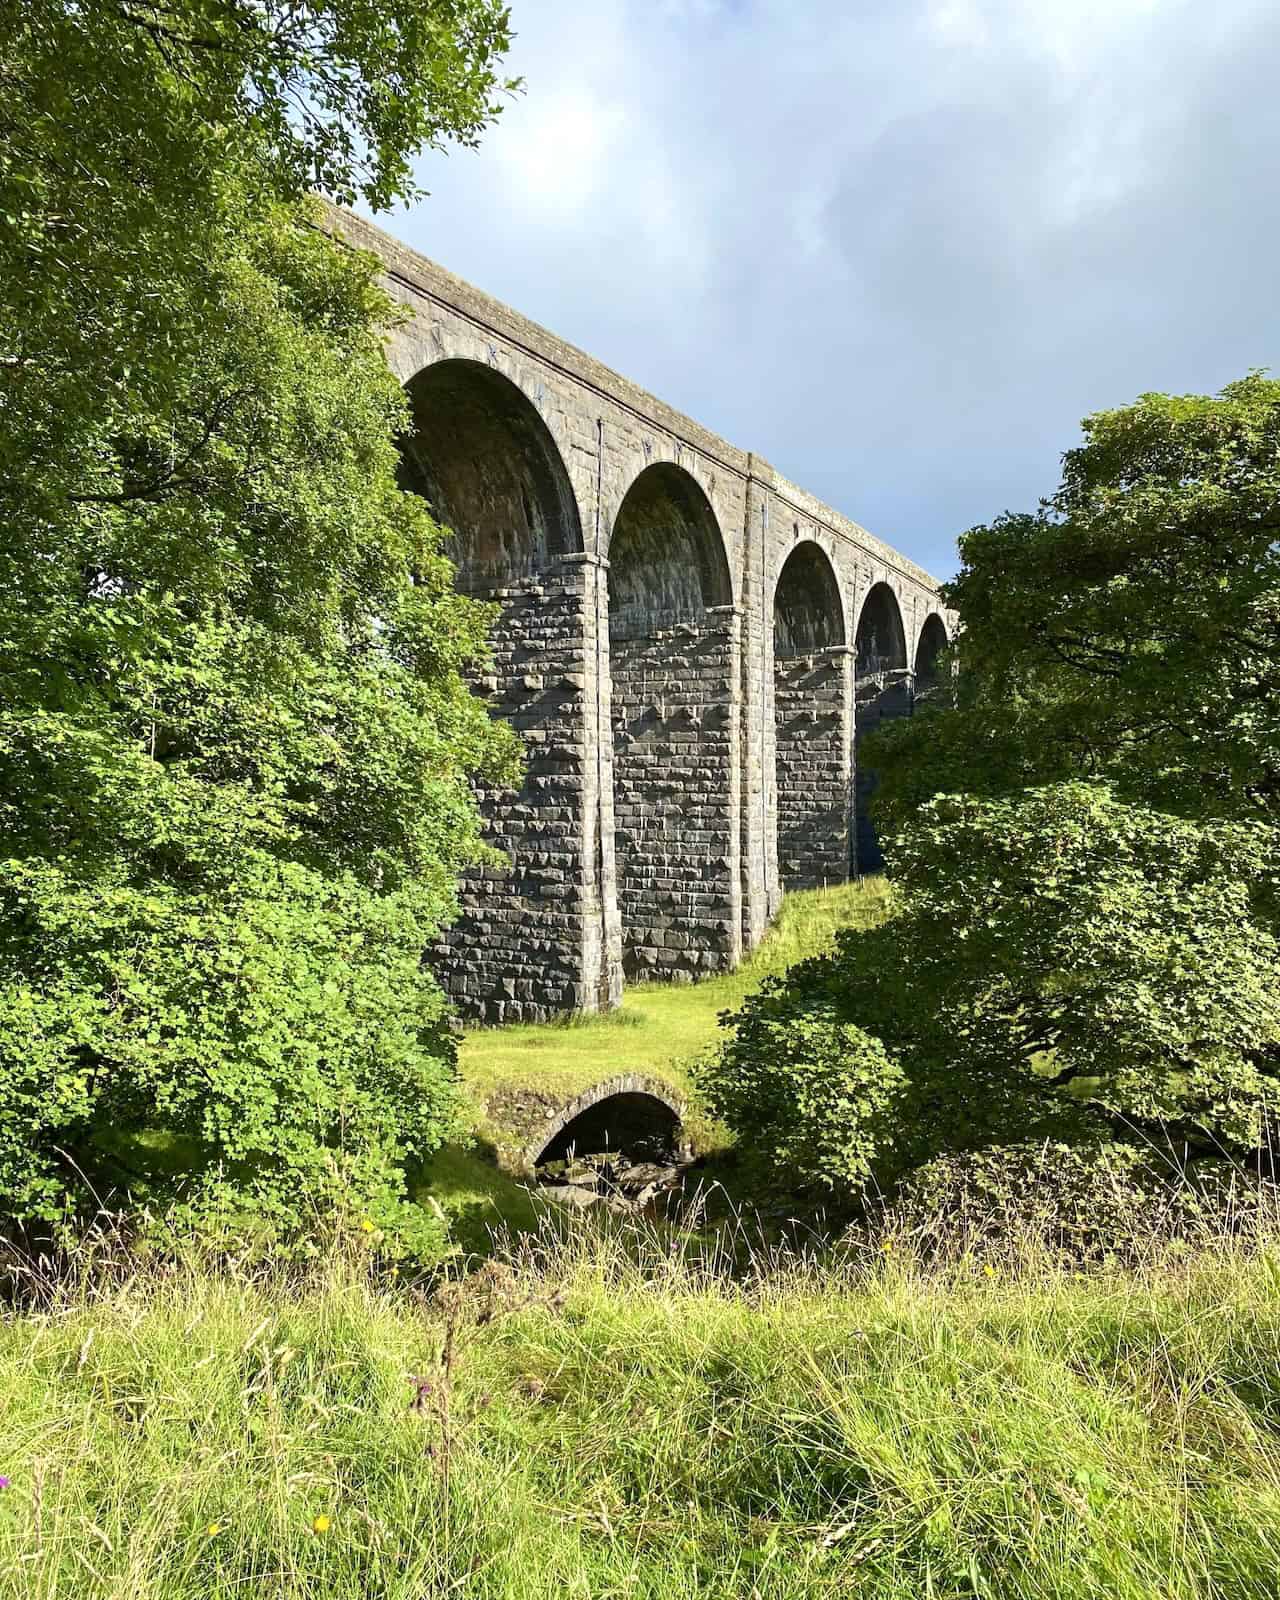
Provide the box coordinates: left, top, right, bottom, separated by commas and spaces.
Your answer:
329, 208, 955, 1029
484, 1074, 686, 1175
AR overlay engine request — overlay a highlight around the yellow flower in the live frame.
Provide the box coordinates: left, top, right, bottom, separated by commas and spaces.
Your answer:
880, 1240, 893, 1254
312, 1514, 332, 1535
205, 1522, 224, 1538
359, 1218, 375, 1234
983, 1263, 996, 1279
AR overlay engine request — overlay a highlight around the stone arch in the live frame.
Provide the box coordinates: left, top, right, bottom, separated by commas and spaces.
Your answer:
400, 358, 583, 583
853, 581, 913, 873
774, 541, 845, 655
772, 543, 852, 890
607, 462, 740, 983
914, 611, 949, 694
606, 462, 733, 637
526, 1074, 684, 1167
855, 581, 908, 678
400, 358, 603, 1021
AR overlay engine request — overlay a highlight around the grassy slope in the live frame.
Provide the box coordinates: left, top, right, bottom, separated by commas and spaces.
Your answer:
419, 883, 892, 1253
3, 1233, 1280, 1599
458, 878, 893, 1110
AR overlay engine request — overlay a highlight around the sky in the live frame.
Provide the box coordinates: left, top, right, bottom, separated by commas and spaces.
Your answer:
383, 0, 1280, 581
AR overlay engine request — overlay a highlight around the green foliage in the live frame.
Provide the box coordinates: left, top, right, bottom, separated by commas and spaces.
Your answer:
887, 783, 1280, 1146
0, 1, 520, 1246
2, 857, 466, 1257
706, 784, 1280, 1195
893, 1141, 1271, 1264
871, 374, 1280, 833
699, 998, 904, 1191
716, 378, 1280, 1204
1, 0, 515, 561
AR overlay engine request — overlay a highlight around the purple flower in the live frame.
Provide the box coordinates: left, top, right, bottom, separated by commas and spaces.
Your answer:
0, 1478, 11, 1490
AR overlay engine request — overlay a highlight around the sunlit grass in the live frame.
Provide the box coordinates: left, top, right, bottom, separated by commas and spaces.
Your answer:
3, 1218, 1280, 1598
458, 878, 893, 1119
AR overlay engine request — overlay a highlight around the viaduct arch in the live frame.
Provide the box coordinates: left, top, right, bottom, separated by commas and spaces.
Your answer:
773, 541, 851, 890
329, 206, 955, 1022
852, 580, 913, 869
608, 463, 739, 983
914, 611, 949, 695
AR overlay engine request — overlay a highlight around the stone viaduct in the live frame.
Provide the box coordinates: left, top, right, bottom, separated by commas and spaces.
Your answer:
327, 208, 956, 1026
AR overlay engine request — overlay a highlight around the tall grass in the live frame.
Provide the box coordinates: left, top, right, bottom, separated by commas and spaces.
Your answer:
3, 1210, 1280, 1598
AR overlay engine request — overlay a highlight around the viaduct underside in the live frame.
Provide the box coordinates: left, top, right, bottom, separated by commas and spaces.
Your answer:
332, 208, 955, 1024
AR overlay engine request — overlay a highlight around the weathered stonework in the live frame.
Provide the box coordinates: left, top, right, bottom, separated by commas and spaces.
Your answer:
428, 568, 601, 1018
612, 618, 740, 982
776, 649, 852, 888
523, 1074, 685, 1170
323, 206, 956, 1021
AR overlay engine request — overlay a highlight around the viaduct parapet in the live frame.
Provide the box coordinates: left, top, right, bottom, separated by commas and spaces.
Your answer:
326, 208, 956, 1023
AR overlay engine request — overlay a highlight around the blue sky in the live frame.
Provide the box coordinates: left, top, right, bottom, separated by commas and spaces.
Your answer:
382, 0, 1280, 580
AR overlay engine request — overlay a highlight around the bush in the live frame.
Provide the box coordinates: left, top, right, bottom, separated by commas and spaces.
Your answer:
0, 855, 468, 1259
704, 784, 1280, 1202
888, 1140, 1277, 1264
699, 991, 905, 1191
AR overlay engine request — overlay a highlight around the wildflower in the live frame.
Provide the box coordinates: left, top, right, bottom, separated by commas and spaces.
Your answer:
0, 1478, 10, 1491
206, 1522, 224, 1538
359, 1218, 375, 1234
312, 1514, 332, 1535
880, 1240, 893, 1255
983, 1263, 996, 1279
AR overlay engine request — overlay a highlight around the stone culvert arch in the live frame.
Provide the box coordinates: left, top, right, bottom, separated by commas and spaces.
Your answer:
514, 1075, 686, 1170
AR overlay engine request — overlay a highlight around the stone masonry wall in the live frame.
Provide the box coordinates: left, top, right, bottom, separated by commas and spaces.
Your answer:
430, 569, 596, 1021
321, 206, 955, 1016
775, 649, 851, 889
611, 615, 740, 982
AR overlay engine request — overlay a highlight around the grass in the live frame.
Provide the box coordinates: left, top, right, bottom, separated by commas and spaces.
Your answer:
3, 1221, 1280, 1598
414, 1146, 543, 1255
458, 878, 893, 1118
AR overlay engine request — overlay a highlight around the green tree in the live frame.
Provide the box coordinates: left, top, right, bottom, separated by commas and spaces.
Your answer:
705, 784, 1280, 1193
707, 380, 1280, 1200
0, 1, 519, 1249
871, 375, 1280, 833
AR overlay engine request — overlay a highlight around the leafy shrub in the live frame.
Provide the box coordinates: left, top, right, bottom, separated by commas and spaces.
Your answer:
699, 995, 905, 1190
0, 855, 468, 1259
885, 783, 1280, 1148
704, 784, 1280, 1200
889, 1140, 1277, 1264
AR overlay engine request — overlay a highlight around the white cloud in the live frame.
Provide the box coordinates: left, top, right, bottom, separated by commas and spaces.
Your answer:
385, 0, 1280, 578
494, 85, 626, 218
